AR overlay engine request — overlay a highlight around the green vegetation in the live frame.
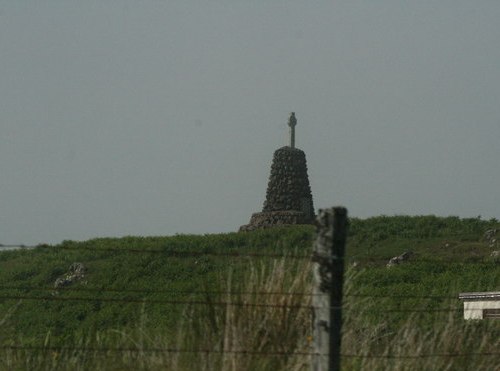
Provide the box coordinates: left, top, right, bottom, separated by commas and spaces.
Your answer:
0, 216, 499, 370
0, 228, 314, 349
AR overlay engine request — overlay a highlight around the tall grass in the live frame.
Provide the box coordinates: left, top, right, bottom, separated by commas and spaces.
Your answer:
2, 257, 499, 370
1, 256, 312, 371
169, 256, 313, 371
342, 279, 499, 370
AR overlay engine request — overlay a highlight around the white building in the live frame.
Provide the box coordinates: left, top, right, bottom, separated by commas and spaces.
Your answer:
458, 292, 500, 319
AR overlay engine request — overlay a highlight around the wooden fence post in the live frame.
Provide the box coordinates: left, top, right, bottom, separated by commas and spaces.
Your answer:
312, 207, 348, 371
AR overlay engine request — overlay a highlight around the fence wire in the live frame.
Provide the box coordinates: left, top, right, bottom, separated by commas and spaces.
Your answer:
1, 242, 498, 365
0, 293, 483, 314
1, 345, 498, 359
0, 284, 471, 300
9, 244, 497, 265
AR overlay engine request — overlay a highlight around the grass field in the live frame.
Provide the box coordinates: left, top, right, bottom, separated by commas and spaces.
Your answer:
0, 216, 499, 370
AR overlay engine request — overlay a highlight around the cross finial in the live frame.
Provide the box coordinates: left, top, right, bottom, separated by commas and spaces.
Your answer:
288, 112, 297, 148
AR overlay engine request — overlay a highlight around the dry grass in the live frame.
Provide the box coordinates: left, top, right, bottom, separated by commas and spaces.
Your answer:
2, 257, 498, 371
171, 257, 313, 371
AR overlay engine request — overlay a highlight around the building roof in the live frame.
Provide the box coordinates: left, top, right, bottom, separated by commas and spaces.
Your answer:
458, 291, 500, 300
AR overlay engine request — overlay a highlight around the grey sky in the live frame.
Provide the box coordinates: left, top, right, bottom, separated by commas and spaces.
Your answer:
1, 1, 500, 245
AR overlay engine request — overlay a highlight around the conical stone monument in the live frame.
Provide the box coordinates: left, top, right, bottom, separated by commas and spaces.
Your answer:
240, 113, 315, 231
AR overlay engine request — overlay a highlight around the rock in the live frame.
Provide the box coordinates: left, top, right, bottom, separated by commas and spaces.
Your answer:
69, 262, 86, 276
484, 229, 498, 247
54, 262, 86, 289
387, 252, 413, 268
491, 250, 500, 259
239, 210, 310, 231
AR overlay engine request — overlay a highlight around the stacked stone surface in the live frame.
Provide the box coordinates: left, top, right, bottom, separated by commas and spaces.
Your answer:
240, 138, 315, 231
263, 147, 314, 216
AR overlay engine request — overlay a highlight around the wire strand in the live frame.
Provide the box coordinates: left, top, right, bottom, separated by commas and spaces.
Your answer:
0, 285, 471, 300
0, 285, 320, 297
0, 294, 474, 313
0, 294, 315, 309
0, 345, 316, 356
2, 345, 498, 359
12, 245, 497, 265
45, 245, 313, 259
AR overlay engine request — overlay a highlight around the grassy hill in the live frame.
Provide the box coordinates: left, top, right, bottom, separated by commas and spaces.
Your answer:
0, 216, 499, 370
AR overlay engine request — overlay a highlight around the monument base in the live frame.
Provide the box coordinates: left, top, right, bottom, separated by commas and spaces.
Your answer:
239, 210, 314, 232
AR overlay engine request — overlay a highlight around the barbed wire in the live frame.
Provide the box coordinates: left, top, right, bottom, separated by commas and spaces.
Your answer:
4, 245, 497, 267
341, 352, 500, 359
380, 308, 464, 313
41, 245, 314, 259
0, 294, 314, 310
0, 285, 318, 297
0, 345, 315, 356
0, 288, 467, 301
344, 293, 460, 300
355, 259, 498, 266
0, 294, 478, 313
0, 285, 486, 300
1, 345, 498, 359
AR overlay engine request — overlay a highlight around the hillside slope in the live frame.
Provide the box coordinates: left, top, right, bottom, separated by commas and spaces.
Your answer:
0, 216, 499, 370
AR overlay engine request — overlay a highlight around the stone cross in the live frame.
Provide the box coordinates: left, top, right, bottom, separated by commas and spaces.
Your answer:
288, 112, 297, 148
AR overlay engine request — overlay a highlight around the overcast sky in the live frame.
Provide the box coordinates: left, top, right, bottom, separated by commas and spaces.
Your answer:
1, 1, 500, 245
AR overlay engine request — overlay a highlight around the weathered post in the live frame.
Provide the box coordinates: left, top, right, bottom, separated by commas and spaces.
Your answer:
312, 207, 348, 371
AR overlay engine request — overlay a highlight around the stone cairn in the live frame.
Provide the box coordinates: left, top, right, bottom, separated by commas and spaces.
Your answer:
240, 113, 315, 231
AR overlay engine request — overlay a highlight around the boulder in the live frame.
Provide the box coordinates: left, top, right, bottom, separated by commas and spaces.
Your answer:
54, 262, 86, 289
387, 252, 413, 268
484, 229, 498, 248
